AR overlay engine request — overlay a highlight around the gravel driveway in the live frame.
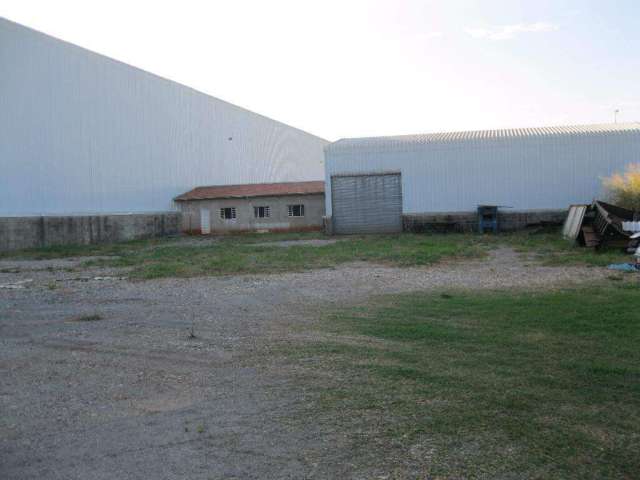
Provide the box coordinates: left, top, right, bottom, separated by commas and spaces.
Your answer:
0, 248, 609, 479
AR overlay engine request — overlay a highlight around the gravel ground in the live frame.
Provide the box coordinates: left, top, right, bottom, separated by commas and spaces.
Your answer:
0, 256, 119, 273
0, 248, 610, 479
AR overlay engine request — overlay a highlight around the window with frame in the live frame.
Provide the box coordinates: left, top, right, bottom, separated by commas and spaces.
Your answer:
219, 207, 236, 220
287, 204, 305, 217
253, 206, 270, 218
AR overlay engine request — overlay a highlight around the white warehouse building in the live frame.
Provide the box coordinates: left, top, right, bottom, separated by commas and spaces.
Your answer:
0, 18, 328, 216
324, 124, 640, 234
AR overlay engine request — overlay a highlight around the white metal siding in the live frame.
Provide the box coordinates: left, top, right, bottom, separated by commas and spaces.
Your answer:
0, 19, 328, 215
324, 127, 640, 216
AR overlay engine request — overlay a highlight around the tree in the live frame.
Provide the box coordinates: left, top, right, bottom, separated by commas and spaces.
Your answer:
602, 163, 640, 211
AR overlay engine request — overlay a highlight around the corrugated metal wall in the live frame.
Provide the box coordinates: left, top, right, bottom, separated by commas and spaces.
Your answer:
331, 173, 402, 233
0, 19, 328, 215
325, 130, 640, 216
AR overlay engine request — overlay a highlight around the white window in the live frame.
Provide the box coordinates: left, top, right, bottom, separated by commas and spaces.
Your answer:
219, 207, 236, 220
287, 204, 305, 217
254, 206, 270, 218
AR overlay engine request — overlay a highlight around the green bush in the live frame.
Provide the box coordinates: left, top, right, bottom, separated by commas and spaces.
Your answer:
603, 163, 640, 210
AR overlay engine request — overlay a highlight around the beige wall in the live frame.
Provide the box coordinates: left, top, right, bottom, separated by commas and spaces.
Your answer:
177, 194, 325, 233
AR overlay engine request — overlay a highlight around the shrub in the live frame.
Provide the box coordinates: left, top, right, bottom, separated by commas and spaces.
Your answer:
603, 163, 640, 211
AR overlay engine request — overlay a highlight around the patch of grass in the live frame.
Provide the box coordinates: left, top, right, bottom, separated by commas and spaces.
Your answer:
606, 274, 625, 281
1, 229, 632, 279
500, 231, 630, 266
70, 314, 104, 322
79, 233, 489, 279
0, 236, 179, 260
297, 283, 640, 478
0, 267, 21, 273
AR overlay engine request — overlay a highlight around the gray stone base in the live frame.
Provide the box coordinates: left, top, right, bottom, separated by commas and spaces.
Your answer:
0, 212, 182, 252
403, 210, 567, 233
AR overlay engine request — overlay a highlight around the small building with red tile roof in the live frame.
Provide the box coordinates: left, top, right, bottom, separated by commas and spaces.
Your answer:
174, 181, 325, 234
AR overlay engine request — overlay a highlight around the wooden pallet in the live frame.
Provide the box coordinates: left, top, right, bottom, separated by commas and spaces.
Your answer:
581, 225, 600, 247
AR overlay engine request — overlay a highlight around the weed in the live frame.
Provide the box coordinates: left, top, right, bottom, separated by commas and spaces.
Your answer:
602, 163, 640, 210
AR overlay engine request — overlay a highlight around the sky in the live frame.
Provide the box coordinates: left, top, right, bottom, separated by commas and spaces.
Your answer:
1, 0, 639, 140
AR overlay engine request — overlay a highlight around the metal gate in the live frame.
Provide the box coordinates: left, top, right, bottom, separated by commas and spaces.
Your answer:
331, 173, 402, 234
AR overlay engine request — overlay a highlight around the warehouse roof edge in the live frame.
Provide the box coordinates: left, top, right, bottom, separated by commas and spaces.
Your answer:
327, 122, 640, 152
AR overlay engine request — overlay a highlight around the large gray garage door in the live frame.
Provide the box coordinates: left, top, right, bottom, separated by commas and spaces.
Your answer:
331, 173, 402, 234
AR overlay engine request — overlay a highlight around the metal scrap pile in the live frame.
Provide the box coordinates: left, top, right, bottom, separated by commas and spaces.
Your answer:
563, 201, 640, 252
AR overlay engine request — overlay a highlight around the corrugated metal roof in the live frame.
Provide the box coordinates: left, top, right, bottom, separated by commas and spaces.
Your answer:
327, 123, 640, 152
174, 181, 324, 201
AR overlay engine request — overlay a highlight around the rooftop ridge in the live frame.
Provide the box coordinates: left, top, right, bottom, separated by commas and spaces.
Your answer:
328, 122, 640, 151
174, 181, 325, 201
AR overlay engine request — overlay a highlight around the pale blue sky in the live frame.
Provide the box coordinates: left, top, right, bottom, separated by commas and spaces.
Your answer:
1, 0, 639, 140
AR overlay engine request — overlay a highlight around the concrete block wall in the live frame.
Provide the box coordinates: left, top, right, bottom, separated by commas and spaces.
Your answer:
0, 212, 181, 252
402, 210, 567, 233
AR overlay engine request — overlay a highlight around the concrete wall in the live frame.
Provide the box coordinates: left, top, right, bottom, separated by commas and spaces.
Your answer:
0, 213, 181, 252
402, 209, 567, 233
178, 194, 325, 233
322, 209, 566, 235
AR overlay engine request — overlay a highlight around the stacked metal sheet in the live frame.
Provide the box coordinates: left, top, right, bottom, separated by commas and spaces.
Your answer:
622, 221, 640, 233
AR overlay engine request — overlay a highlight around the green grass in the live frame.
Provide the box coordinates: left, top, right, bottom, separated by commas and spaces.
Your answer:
295, 283, 640, 479
501, 231, 630, 266
128, 233, 490, 279
1, 233, 489, 279
0, 237, 174, 260
0, 229, 632, 279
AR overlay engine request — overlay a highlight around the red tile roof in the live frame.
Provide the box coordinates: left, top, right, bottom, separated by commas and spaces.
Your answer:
174, 181, 325, 201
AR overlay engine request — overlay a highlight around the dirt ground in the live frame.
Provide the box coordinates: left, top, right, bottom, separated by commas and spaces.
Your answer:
0, 248, 611, 479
